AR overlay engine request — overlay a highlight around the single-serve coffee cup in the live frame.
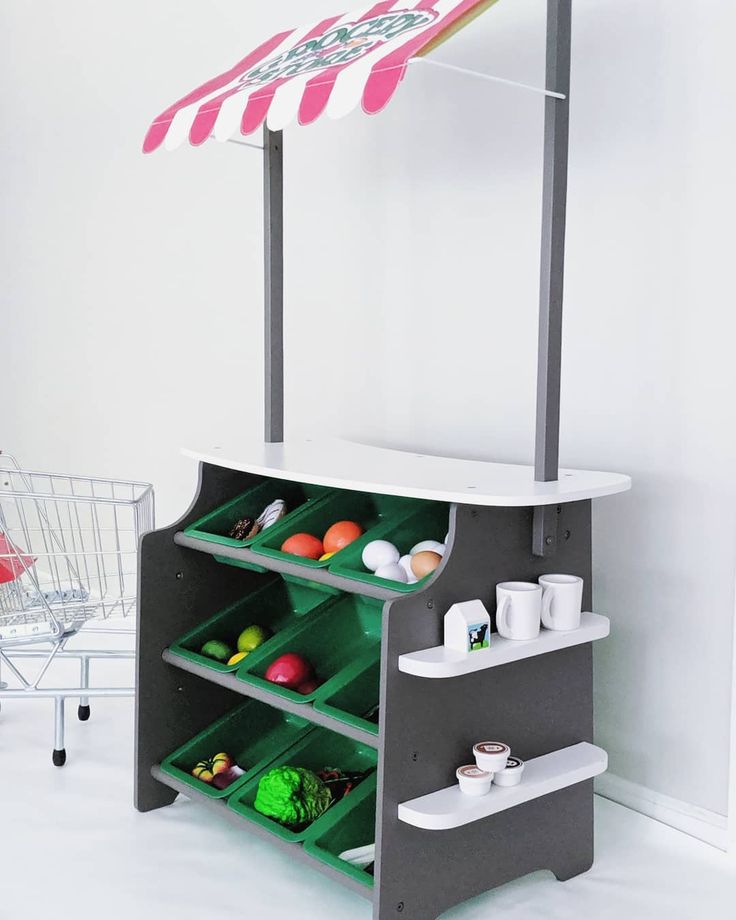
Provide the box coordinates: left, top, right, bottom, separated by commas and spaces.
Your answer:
539, 574, 583, 631
473, 741, 510, 773
496, 582, 542, 641
456, 765, 493, 797
493, 756, 525, 787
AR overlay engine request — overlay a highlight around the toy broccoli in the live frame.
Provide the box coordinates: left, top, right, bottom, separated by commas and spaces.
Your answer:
254, 766, 332, 828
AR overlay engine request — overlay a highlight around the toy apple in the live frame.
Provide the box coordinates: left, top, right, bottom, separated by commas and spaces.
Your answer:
200, 639, 232, 662
237, 623, 270, 653
296, 676, 321, 695
265, 653, 313, 690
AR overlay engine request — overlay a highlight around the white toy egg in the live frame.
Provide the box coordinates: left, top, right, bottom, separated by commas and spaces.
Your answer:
399, 553, 414, 578
410, 539, 446, 557
362, 540, 400, 572
375, 562, 409, 583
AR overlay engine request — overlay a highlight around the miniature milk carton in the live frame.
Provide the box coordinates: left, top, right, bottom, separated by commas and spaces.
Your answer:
444, 600, 491, 654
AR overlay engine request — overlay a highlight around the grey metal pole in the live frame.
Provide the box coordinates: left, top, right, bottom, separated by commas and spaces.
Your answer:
533, 0, 572, 556
264, 128, 284, 443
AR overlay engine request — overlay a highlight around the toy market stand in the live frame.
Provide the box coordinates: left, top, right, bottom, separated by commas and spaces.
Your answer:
136, 3, 631, 918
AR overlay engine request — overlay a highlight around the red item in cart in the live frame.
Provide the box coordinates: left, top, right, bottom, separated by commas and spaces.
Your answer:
0, 534, 36, 584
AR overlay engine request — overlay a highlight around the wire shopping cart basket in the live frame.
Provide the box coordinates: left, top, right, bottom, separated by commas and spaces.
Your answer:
0, 453, 154, 765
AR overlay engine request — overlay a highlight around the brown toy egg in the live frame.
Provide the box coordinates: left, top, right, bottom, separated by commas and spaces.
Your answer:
410, 550, 442, 579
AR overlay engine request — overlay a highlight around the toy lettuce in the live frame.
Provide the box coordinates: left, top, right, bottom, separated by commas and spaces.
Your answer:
254, 766, 332, 828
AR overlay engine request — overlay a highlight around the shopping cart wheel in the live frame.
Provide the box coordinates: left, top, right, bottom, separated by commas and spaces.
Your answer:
78, 705, 91, 722
52, 748, 67, 767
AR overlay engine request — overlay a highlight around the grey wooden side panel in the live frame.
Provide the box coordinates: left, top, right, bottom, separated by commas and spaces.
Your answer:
135, 463, 262, 812
374, 501, 594, 919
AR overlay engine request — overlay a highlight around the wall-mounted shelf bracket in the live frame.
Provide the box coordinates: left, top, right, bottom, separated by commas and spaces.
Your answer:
532, 503, 561, 557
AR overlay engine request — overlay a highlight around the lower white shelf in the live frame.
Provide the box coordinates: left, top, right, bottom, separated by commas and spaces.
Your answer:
397, 742, 607, 831
398, 613, 610, 679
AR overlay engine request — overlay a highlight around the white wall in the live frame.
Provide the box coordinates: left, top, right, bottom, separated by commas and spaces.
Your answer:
2, 1, 735, 825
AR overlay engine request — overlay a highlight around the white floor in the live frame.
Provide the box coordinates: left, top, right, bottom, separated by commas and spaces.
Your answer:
1, 689, 735, 919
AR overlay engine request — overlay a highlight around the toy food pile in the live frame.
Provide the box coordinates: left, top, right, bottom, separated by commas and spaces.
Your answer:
280, 520, 364, 561
227, 498, 287, 541
254, 764, 370, 830
361, 536, 447, 584
264, 652, 320, 695
191, 751, 245, 790
200, 623, 271, 667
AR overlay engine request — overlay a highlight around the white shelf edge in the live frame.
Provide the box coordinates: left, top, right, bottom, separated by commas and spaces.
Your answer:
182, 437, 631, 508
398, 612, 610, 679
398, 742, 608, 831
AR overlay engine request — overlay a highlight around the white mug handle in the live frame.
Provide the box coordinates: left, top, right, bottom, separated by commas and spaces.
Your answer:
542, 588, 554, 626
497, 595, 510, 635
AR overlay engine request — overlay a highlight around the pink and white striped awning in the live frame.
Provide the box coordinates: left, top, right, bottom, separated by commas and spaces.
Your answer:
143, 0, 498, 153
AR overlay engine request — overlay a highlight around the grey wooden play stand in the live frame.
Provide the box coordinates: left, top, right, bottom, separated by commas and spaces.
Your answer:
135, 3, 631, 917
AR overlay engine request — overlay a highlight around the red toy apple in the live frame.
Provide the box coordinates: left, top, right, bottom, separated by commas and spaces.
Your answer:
296, 676, 321, 695
265, 653, 314, 690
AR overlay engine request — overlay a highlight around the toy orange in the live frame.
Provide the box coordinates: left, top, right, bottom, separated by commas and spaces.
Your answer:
281, 532, 324, 560
323, 520, 363, 554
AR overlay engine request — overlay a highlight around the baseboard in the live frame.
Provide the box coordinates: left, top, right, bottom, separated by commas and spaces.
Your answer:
595, 772, 729, 851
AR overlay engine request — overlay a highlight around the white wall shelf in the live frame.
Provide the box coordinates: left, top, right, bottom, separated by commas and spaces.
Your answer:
183, 438, 631, 508
398, 613, 610, 679
398, 743, 608, 831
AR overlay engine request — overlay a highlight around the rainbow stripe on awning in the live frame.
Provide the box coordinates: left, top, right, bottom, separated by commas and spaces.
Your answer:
143, 0, 498, 153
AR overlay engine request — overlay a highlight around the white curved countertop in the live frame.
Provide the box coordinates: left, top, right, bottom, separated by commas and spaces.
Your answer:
183, 437, 631, 507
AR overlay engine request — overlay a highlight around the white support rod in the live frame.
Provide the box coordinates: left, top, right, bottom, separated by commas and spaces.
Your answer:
226, 138, 265, 150
4, 649, 135, 659
0, 688, 133, 699
408, 57, 566, 99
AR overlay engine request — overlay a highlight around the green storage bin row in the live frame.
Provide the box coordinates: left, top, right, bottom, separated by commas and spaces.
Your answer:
237, 594, 382, 705
228, 727, 378, 843
184, 478, 329, 549
329, 502, 450, 593
187, 480, 448, 593
304, 773, 377, 889
252, 490, 417, 569
168, 578, 337, 674
312, 653, 380, 737
160, 700, 312, 799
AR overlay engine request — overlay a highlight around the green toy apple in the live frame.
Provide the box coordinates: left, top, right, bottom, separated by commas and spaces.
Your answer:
237, 624, 271, 653
200, 639, 232, 662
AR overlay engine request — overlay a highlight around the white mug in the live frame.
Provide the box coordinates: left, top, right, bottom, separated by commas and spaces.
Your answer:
496, 582, 542, 641
539, 574, 583, 631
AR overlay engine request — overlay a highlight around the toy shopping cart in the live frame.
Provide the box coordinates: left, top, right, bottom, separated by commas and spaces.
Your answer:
0, 453, 154, 765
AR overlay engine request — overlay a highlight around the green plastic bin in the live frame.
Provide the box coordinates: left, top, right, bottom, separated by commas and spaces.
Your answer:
303, 773, 377, 889
168, 578, 338, 674
313, 653, 380, 737
237, 594, 383, 704
184, 479, 331, 550
227, 727, 377, 842
251, 489, 417, 569
329, 502, 450, 593
160, 700, 313, 800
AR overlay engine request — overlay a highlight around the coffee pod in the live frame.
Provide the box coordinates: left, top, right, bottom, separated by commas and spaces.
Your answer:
473, 741, 510, 773
456, 765, 493, 797
492, 756, 525, 787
